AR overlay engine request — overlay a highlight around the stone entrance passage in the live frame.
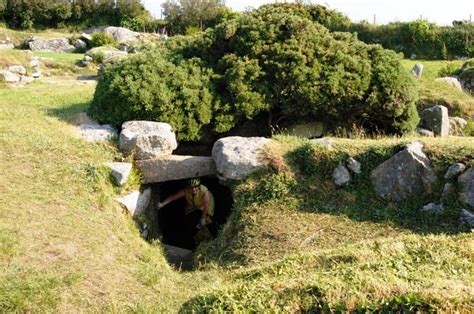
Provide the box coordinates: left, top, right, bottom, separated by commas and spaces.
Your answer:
144, 176, 233, 269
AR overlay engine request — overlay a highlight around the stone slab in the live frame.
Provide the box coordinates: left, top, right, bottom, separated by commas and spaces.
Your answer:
136, 155, 217, 183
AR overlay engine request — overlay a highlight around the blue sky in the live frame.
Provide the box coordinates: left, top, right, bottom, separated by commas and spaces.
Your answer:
143, 0, 473, 26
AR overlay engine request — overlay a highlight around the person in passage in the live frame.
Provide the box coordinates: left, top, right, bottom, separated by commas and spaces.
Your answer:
158, 178, 215, 246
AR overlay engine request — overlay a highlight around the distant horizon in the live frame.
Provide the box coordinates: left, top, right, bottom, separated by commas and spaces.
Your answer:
143, 0, 473, 26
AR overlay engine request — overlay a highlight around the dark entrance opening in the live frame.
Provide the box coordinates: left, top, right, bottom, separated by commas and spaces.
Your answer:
157, 176, 233, 251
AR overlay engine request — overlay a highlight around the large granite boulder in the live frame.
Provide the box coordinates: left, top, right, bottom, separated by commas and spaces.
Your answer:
28, 38, 76, 53
458, 168, 474, 208
137, 155, 217, 183
104, 26, 140, 43
419, 105, 450, 137
371, 142, 436, 202
119, 121, 177, 160
411, 63, 423, 78
212, 136, 270, 180
435, 77, 462, 90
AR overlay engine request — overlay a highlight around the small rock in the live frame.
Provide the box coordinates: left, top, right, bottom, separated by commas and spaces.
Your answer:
421, 203, 444, 215
32, 71, 42, 78
8, 65, 27, 76
286, 121, 324, 138
0, 70, 20, 83
83, 55, 93, 62
411, 63, 424, 78
116, 188, 152, 218
458, 168, 474, 208
29, 59, 40, 68
20, 76, 34, 84
460, 209, 474, 230
311, 138, 334, 148
333, 163, 351, 187
346, 157, 361, 174
444, 163, 466, 180
442, 183, 455, 198
435, 77, 462, 90
74, 39, 87, 51
449, 117, 468, 135
0, 43, 14, 49
105, 162, 133, 185
79, 123, 118, 142
415, 127, 434, 137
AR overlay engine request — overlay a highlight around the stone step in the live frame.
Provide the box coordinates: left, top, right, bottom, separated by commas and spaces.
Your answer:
163, 244, 193, 270
136, 155, 217, 183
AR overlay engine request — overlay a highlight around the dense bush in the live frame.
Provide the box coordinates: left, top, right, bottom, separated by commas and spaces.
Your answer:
351, 20, 474, 59
89, 4, 419, 141
90, 32, 117, 48
2, 0, 151, 29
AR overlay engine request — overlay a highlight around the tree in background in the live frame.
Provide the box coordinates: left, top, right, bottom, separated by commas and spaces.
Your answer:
162, 0, 227, 34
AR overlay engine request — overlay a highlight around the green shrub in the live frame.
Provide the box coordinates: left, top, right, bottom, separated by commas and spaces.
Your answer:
437, 63, 461, 77
90, 4, 419, 140
90, 32, 117, 48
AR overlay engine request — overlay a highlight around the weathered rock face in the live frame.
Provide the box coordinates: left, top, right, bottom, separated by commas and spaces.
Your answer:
449, 117, 468, 135
105, 162, 133, 186
0, 43, 14, 49
28, 38, 76, 53
411, 63, 424, 78
435, 77, 462, 90
333, 164, 351, 186
371, 142, 436, 202
117, 188, 152, 218
104, 26, 140, 43
444, 163, 466, 180
458, 168, 474, 208
419, 105, 450, 137
212, 136, 270, 180
137, 155, 217, 183
119, 121, 177, 160
0, 70, 20, 83
285, 121, 324, 138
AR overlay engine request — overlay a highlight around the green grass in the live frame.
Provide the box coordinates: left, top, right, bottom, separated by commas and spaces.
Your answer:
1, 79, 473, 311
401, 59, 474, 118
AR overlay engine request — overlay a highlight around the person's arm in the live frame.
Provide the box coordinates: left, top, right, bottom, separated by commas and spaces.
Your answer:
158, 190, 185, 209
200, 191, 210, 226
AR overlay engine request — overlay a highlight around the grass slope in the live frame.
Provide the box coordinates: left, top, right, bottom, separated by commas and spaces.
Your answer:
0, 82, 214, 312
401, 59, 474, 118
0, 80, 473, 312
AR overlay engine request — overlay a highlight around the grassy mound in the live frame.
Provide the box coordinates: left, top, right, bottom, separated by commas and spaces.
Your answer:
1, 79, 472, 312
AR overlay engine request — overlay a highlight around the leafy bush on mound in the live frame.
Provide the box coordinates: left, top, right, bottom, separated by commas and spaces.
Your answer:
89, 4, 419, 141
